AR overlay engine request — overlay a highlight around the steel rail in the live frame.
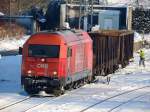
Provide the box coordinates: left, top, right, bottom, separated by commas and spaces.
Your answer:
108, 92, 150, 112
80, 86, 150, 112
0, 96, 31, 110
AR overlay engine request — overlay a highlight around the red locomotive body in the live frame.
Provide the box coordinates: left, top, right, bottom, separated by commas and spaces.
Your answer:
21, 30, 93, 95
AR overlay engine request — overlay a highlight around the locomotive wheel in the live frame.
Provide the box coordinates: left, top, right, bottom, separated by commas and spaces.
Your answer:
65, 83, 73, 90
54, 85, 65, 96
24, 86, 39, 95
122, 60, 129, 68
73, 82, 78, 89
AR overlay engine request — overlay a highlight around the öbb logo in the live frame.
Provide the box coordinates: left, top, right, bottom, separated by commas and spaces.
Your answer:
36, 64, 48, 69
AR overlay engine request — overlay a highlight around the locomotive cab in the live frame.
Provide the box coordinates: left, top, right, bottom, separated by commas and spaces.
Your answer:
21, 30, 93, 95
21, 32, 66, 94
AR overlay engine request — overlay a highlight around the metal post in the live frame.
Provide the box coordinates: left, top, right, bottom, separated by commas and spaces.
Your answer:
83, 0, 88, 31
79, 0, 82, 29
9, 0, 11, 37
18, 0, 21, 15
136, 0, 139, 6
66, 0, 68, 22
91, 0, 93, 29
9, 0, 11, 16
105, 0, 108, 5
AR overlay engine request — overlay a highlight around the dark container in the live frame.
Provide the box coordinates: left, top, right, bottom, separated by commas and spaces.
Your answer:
89, 30, 134, 76
119, 31, 134, 67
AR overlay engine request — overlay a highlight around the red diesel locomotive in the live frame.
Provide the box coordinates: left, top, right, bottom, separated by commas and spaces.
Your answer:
21, 30, 93, 95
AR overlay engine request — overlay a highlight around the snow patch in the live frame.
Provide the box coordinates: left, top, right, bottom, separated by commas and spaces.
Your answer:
0, 35, 30, 52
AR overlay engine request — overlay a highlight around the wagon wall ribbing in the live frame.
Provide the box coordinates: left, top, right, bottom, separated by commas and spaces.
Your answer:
89, 30, 134, 76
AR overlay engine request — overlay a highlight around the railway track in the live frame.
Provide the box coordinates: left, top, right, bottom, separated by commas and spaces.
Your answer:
108, 92, 150, 112
79, 86, 150, 112
23, 97, 56, 112
0, 84, 149, 112
23, 88, 82, 112
5, 85, 149, 112
0, 76, 92, 111
0, 94, 55, 112
0, 96, 31, 110
23, 102, 49, 112
0, 89, 73, 112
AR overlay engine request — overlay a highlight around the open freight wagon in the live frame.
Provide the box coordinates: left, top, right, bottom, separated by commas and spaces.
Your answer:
89, 30, 134, 76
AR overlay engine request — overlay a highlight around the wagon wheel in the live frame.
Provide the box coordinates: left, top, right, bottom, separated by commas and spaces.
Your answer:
122, 60, 128, 68
87, 75, 94, 84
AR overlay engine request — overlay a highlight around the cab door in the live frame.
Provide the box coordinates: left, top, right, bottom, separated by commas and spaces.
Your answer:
66, 47, 72, 83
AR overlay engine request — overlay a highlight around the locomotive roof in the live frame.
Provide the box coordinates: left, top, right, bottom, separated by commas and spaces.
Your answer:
32, 29, 91, 45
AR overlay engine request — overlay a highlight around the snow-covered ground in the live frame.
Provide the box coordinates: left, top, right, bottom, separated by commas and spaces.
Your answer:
0, 49, 150, 111
0, 35, 29, 52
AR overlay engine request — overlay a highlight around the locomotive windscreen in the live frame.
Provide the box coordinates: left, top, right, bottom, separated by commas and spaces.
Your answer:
28, 45, 60, 58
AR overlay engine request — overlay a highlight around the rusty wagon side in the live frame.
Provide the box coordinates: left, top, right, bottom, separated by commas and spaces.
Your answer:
119, 31, 134, 67
89, 30, 134, 76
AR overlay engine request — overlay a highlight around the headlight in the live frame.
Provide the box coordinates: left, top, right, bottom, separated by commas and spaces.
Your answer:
53, 71, 57, 75
27, 70, 32, 74
41, 58, 45, 62
27, 70, 32, 76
